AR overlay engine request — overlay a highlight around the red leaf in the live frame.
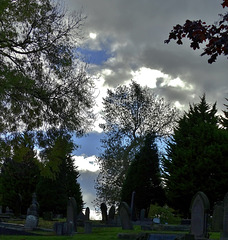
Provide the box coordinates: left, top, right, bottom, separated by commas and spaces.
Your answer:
222, 0, 228, 8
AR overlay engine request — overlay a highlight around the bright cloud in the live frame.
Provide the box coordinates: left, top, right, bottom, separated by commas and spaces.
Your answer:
89, 32, 97, 39
73, 155, 99, 172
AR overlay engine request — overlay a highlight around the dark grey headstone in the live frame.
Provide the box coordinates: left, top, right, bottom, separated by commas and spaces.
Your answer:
190, 191, 210, 239
84, 221, 92, 233
85, 207, 90, 221
140, 209, 146, 221
101, 203, 108, 223
119, 202, 133, 230
212, 201, 223, 232
0, 206, 2, 214
67, 197, 77, 232
108, 205, 115, 224
53, 222, 74, 236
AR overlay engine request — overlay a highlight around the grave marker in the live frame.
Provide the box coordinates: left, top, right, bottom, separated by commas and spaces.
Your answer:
190, 191, 210, 240
119, 202, 133, 230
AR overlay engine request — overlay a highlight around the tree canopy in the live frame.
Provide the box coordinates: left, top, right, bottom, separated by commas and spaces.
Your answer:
165, 0, 228, 63
162, 95, 228, 217
95, 81, 178, 206
0, 0, 94, 133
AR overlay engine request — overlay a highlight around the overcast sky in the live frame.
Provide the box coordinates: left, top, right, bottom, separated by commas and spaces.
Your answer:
62, 0, 227, 219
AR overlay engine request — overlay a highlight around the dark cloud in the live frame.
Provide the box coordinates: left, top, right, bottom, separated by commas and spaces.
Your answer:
64, 0, 227, 114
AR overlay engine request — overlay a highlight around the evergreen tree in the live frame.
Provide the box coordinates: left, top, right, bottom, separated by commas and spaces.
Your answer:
121, 133, 165, 216
162, 95, 228, 217
36, 129, 83, 215
221, 98, 228, 129
0, 132, 40, 215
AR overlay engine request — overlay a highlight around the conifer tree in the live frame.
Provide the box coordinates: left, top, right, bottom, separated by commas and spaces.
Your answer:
121, 133, 165, 216
162, 95, 228, 217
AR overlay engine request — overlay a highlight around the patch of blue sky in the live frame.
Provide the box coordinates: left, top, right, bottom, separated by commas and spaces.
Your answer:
77, 47, 113, 65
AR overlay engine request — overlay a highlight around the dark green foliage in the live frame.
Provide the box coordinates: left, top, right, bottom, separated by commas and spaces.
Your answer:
0, 133, 40, 215
162, 95, 228, 217
36, 129, 83, 215
121, 134, 166, 216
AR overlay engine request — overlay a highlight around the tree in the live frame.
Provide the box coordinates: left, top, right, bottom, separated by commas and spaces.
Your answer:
221, 98, 228, 129
95, 81, 178, 206
162, 95, 228, 217
0, 132, 40, 215
121, 133, 166, 217
165, 0, 228, 63
0, 0, 94, 133
36, 129, 83, 215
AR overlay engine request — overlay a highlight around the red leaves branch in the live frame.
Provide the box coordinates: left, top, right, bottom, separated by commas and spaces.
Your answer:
165, 0, 228, 63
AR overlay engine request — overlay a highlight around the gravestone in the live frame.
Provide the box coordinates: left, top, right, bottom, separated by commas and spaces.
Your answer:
211, 201, 223, 232
140, 209, 146, 222
67, 197, 77, 232
53, 222, 74, 236
0, 206, 2, 214
101, 203, 108, 223
25, 193, 39, 230
221, 193, 228, 240
77, 211, 85, 227
130, 191, 136, 220
190, 191, 210, 240
84, 221, 92, 233
85, 207, 90, 221
108, 205, 115, 224
119, 201, 133, 230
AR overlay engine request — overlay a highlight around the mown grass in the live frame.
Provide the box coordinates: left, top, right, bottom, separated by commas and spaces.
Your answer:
0, 219, 221, 240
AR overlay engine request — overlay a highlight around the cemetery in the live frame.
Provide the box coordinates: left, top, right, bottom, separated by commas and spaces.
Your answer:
0, 191, 226, 240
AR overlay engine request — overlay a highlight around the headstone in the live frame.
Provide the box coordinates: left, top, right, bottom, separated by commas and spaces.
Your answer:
84, 221, 92, 233
140, 209, 146, 221
85, 207, 90, 221
77, 211, 85, 227
190, 191, 210, 240
108, 205, 115, 224
67, 197, 77, 232
24, 215, 38, 230
119, 201, 133, 230
130, 191, 136, 220
221, 193, 228, 240
0, 206, 2, 214
5, 206, 13, 215
53, 222, 74, 236
153, 218, 161, 224
100, 203, 108, 223
25, 193, 39, 230
211, 201, 223, 232
27, 193, 39, 217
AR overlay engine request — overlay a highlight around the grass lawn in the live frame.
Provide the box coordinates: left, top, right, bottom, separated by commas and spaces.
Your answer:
0, 219, 221, 240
